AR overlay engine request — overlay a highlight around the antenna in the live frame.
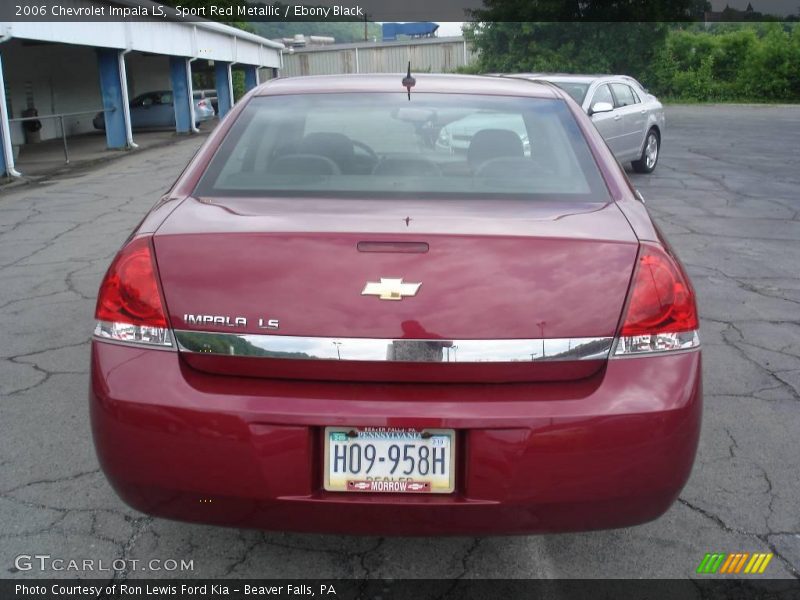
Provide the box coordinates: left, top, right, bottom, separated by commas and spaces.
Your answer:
402, 61, 415, 101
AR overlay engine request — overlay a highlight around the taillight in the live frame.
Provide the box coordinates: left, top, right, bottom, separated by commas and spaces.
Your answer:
613, 243, 699, 356
94, 237, 172, 347
198, 100, 207, 108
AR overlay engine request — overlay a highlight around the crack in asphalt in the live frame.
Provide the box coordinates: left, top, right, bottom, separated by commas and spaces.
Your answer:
1, 338, 92, 396
219, 531, 266, 578
456, 537, 482, 580
723, 427, 739, 459
723, 322, 800, 402
1, 469, 100, 497
112, 516, 154, 581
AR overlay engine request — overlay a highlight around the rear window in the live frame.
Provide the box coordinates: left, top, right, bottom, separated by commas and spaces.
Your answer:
195, 93, 609, 201
551, 82, 590, 105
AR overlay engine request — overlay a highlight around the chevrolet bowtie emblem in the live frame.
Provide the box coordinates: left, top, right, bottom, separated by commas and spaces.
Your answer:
361, 278, 422, 301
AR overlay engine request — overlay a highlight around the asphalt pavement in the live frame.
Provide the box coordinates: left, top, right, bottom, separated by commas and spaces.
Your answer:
1, 105, 799, 581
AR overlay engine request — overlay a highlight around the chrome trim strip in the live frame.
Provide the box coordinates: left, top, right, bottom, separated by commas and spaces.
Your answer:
173, 330, 613, 363
92, 336, 178, 352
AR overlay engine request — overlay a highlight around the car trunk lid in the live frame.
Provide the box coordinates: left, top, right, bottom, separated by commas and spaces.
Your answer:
153, 196, 638, 382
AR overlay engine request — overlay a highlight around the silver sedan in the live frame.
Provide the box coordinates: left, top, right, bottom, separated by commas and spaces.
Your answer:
502, 74, 665, 173
93, 90, 215, 131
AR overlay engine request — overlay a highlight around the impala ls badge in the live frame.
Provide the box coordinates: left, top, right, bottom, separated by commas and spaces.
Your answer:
183, 314, 279, 329
361, 278, 421, 301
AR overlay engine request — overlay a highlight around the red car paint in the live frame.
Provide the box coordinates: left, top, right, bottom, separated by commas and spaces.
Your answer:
90, 343, 701, 535
90, 74, 701, 535
155, 221, 637, 340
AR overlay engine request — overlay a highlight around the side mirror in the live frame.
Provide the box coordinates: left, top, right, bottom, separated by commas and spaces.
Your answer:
589, 102, 613, 116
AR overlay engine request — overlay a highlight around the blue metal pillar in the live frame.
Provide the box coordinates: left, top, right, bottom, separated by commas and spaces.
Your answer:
215, 61, 233, 118
96, 48, 128, 149
243, 64, 258, 92
169, 56, 193, 133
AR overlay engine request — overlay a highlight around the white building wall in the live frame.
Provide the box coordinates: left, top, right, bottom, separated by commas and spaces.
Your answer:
8, 21, 127, 51
282, 38, 477, 77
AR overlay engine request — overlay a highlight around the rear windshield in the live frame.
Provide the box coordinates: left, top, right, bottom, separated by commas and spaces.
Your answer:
195, 93, 609, 201
551, 82, 590, 105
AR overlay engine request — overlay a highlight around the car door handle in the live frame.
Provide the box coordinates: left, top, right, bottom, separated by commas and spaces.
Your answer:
613, 115, 621, 121
640, 109, 646, 114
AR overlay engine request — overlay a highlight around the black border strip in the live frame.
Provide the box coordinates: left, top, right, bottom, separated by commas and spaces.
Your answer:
2, 578, 800, 600
2, 0, 798, 23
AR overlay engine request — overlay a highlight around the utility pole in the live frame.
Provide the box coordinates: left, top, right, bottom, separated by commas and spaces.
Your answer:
537, 321, 546, 358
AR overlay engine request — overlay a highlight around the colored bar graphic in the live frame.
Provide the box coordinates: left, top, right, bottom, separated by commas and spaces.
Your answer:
697, 553, 726, 574
745, 554, 761, 573
696, 553, 712, 573
720, 553, 749, 574
720, 553, 736, 573
758, 554, 773, 573
699, 553, 773, 575
734, 553, 749, 573
719, 554, 734, 573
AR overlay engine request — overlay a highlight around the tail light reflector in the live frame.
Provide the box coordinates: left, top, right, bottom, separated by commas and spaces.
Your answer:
614, 243, 699, 356
94, 237, 172, 347
198, 100, 208, 108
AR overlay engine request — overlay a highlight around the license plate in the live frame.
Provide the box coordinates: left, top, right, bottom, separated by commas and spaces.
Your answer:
324, 427, 455, 494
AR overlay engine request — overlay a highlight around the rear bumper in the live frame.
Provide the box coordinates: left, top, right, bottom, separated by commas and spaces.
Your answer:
90, 341, 701, 535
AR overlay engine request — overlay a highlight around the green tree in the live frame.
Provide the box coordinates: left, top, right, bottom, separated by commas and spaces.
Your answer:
739, 24, 800, 99
649, 23, 800, 101
465, 0, 697, 85
466, 1, 800, 104
466, 22, 671, 85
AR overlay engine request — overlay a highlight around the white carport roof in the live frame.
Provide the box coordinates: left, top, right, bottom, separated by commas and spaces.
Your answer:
2, 0, 284, 68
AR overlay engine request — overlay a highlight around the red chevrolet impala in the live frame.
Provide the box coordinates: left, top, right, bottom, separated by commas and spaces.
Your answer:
90, 74, 701, 535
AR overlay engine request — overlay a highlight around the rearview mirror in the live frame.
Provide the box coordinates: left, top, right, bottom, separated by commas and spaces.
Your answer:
589, 102, 613, 116
391, 107, 435, 124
